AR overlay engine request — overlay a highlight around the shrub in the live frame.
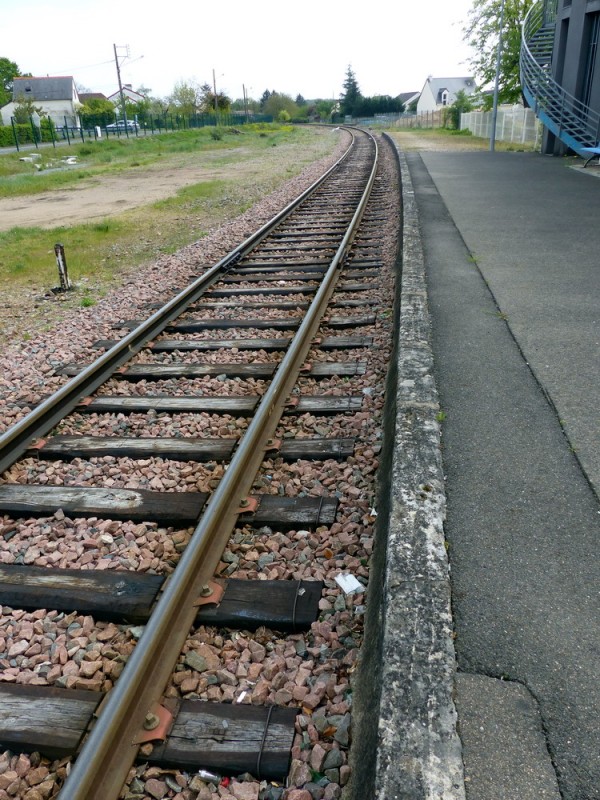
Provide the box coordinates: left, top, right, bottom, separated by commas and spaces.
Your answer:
0, 122, 56, 146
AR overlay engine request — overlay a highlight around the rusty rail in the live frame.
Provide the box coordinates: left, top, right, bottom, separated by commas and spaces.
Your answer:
57, 128, 379, 800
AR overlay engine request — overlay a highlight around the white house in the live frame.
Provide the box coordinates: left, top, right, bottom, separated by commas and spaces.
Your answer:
1, 76, 80, 127
416, 76, 477, 114
107, 84, 146, 108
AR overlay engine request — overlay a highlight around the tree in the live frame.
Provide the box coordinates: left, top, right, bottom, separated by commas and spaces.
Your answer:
314, 99, 336, 121
150, 96, 171, 118
353, 94, 405, 117
79, 97, 116, 127
0, 57, 23, 107
463, 0, 534, 104
295, 94, 306, 106
445, 89, 476, 128
260, 89, 274, 110
263, 92, 298, 119
340, 66, 362, 117
169, 80, 202, 115
198, 82, 231, 114
13, 94, 44, 123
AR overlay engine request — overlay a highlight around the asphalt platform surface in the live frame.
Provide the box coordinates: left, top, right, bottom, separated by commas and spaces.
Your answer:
406, 150, 600, 800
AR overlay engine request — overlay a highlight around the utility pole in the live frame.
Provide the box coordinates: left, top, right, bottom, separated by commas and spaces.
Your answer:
212, 68, 219, 122
490, 0, 506, 152
113, 43, 129, 125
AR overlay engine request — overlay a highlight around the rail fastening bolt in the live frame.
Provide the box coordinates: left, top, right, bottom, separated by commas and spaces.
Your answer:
143, 712, 160, 731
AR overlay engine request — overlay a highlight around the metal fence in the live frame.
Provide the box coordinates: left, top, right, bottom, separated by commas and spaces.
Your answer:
460, 107, 542, 147
1, 112, 274, 151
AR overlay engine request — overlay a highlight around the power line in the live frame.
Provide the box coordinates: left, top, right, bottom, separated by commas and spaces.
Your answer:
52, 59, 114, 73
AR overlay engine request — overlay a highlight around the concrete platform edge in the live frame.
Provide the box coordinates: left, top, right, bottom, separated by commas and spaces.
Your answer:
373, 143, 465, 799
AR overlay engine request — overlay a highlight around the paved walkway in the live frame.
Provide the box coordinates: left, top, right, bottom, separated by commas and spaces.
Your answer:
408, 150, 600, 800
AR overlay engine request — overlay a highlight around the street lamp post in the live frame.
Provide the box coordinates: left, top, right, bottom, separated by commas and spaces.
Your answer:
490, 0, 507, 152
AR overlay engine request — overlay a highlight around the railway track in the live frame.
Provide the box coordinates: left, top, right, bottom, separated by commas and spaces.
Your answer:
0, 127, 401, 800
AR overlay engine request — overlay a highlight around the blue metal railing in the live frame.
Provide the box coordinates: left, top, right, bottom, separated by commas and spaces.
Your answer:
521, 0, 600, 152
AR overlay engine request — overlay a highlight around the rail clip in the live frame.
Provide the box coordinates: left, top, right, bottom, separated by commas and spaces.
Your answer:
132, 703, 174, 745
194, 579, 225, 607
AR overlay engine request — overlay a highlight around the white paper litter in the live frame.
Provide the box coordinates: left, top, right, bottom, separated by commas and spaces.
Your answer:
335, 573, 364, 595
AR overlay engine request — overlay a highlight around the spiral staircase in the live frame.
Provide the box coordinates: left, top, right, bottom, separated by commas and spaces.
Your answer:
521, 0, 600, 152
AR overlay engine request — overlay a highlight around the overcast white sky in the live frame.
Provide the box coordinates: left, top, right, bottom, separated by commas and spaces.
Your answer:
4, 0, 476, 102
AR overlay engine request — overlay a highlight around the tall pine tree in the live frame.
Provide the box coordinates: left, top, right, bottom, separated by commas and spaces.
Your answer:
340, 66, 361, 117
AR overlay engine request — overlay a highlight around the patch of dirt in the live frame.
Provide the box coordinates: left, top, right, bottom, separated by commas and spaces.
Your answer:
387, 130, 491, 151
0, 149, 254, 232
0, 129, 345, 346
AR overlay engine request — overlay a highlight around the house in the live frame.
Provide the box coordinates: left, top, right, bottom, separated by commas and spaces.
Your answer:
78, 92, 108, 105
398, 91, 420, 112
0, 76, 80, 127
416, 76, 477, 114
107, 84, 146, 107
522, 0, 600, 155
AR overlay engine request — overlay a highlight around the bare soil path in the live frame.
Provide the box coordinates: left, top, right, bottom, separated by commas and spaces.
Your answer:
0, 149, 254, 232
0, 131, 483, 234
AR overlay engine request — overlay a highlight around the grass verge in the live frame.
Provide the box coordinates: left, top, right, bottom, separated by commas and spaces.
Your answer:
0, 124, 301, 197
387, 126, 539, 152
0, 124, 340, 342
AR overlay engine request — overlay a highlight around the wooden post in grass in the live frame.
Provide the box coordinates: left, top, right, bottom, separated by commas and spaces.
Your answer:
54, 244, 73, 292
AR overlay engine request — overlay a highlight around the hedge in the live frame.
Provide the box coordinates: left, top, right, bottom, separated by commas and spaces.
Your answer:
0, 122, 55, 147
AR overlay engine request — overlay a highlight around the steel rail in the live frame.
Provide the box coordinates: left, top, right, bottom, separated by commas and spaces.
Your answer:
59, 129, 379, 800
0, 130, 355, 476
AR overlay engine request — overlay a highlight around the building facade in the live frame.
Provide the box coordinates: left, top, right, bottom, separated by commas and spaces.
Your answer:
416, 77, 477, 114
0, 76, 80, 128
549, 0, 600, 150
522, 0, 600, 153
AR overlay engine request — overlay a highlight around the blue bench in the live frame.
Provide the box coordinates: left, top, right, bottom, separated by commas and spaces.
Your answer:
580, 145, 600, 167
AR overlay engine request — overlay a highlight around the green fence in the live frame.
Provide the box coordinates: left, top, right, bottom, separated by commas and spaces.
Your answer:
0, 113, 275, 150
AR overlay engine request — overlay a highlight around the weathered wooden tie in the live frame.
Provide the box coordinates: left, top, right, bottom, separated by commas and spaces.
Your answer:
0, 486, 338, 527
74, 395, 363, 416
0, 567, 323, 630
115, 312, 376, 331
59, 361, 367, 380
0, 685, 297, 779
28, 435, 355, 462
93, 335, 374, 352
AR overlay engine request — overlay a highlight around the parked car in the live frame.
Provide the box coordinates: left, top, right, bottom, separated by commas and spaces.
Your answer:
105, 120, 139, 132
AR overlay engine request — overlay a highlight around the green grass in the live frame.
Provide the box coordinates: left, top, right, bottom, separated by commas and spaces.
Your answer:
0, 125, 298, 198
0, 125, 337, 297
390, 126, 538, 152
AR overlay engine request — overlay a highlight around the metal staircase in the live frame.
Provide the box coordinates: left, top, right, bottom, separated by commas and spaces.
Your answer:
527, 23, 556, 66
521, 0, 600, 152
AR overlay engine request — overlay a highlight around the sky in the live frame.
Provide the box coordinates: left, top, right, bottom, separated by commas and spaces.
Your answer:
3, 0, 476, 103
